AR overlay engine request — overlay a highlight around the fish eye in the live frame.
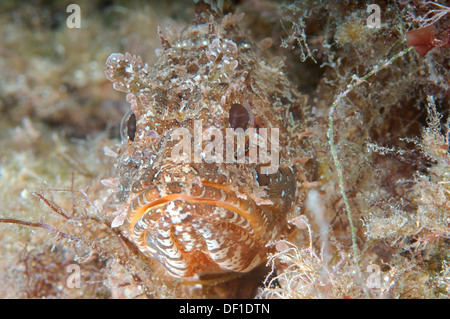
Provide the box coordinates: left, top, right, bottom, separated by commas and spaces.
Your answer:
120, 109, 137, 143
127, 113, 137, 141
229, 103, 250, 130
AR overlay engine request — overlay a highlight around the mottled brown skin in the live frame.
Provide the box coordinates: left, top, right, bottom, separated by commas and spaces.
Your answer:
105, 3, 311, 294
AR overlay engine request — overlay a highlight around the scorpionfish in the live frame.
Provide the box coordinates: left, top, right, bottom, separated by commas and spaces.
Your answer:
105, 2, 312, 286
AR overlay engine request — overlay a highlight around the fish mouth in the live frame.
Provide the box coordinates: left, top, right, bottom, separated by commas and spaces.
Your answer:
127, 181, 268, 277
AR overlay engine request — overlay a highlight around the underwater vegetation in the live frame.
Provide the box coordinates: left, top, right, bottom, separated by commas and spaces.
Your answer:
0, 0, 449, 298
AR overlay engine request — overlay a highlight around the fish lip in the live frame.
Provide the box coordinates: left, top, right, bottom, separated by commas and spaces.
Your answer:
127, 183, 270, 277
127, 182, 266, 239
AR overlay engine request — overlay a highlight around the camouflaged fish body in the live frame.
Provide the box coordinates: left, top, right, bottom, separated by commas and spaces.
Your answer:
105, 4, 310, 279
